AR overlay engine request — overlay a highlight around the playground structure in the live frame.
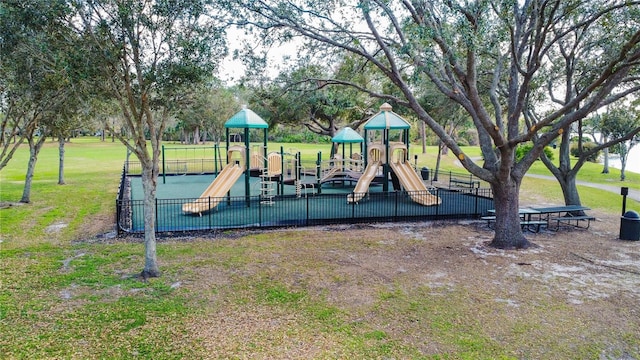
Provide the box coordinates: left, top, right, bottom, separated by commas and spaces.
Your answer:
250, 148, 282, 179
347, 144, 384, 203
317, 153, 365, 184
222, 107, 270, 206
347, 103, 441, 206
170, 103, 443, 217
314, 126, 365, 187
119, 167, 492, 234
116, 103, 491, 234
182, 146, 245, 215
388, 143, 441, 206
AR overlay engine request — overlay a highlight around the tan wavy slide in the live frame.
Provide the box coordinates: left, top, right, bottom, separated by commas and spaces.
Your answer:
389, 160, 441, 206
182, 164, 244, 215
347, 161, 381, 203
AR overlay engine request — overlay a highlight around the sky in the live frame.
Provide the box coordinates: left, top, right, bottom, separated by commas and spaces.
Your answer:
608, 146, 640, 173
218, 27, 300, 85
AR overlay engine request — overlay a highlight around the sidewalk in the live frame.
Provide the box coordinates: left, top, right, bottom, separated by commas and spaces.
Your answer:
454, 157, 640, 203
524, 173, 640, 203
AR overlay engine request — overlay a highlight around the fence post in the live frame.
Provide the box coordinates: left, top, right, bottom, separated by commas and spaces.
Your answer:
351, 194, 356, 220
316, 152, 322, 195
155, 198, 159, 233
259, 195, 263, 227
162, 145, 166, 184
436, 188, 440, 218
116, 199, 121, 235
306, 194, 310, 226
474, 187, 479, 216
395, 191, 399, 222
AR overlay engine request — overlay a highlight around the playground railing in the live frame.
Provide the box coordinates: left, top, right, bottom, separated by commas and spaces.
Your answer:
116, 187, 494, 235
427, 169, 489, 189
163, 159, 219, 175
126, 159, 220, 177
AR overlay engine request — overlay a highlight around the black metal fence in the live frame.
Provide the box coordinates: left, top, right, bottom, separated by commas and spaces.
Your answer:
117, 184, 493, 235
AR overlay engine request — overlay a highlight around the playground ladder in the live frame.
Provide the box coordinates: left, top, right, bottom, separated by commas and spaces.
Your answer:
260, 164, 275, 205
295, 180, 302, 198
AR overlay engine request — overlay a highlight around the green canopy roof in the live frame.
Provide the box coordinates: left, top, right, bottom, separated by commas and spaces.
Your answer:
363, 103, 411, 130
332, 127, 364, 143
224, 108, 269, 129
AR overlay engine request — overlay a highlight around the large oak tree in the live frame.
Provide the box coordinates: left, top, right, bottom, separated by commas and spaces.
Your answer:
235, 0, 640, 249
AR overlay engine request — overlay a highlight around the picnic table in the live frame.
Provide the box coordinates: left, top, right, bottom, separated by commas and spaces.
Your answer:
485, 205, 593, 232
485, 208, 546, 232
530, 205, 594, 230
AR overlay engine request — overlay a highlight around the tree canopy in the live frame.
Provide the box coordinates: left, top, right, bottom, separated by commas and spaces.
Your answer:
69, 0, 228, 277
249, 61, 378, 138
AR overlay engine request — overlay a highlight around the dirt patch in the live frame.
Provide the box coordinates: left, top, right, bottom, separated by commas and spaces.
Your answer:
45, 222, 68, 233
0, 201, 25, 209
176, 210, 640, 358
77, 213, 116, 240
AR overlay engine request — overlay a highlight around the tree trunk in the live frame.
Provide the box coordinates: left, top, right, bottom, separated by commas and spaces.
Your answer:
490, 178, 531, 249
441, 145, 449, 155
20, 136, 46, 203
433, 141, 443, 182
601, 147, 609, 174
58, 136, 66, 185
194, 126, 201, 145
421, 121, 426, 154
555, 172, 587, 217
140, 164, 160, 278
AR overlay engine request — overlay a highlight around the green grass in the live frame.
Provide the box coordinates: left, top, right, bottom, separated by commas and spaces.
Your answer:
1, 138, 122, 246
526, 148, 640, 191
1, 137, 639, 358
1, 137, 638, 243
0, 240, 199, 359
6, 231, 625, 359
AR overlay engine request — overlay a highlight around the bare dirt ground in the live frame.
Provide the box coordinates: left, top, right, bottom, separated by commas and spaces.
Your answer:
177, 207, 640, 358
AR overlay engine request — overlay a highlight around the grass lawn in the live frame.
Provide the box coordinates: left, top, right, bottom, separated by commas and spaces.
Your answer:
1, 137, 639, 359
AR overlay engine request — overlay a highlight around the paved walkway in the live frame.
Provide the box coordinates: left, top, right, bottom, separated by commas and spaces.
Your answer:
454, 157, 640, 203
524, 173, 640, 203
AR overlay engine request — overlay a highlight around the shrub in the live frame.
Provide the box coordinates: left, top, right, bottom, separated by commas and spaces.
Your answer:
570, 142, 600, 162
515, 144, 554, 162
459, 128, 479, 146
270, 127, 331, 143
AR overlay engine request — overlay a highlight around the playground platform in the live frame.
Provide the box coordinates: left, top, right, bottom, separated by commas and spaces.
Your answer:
117, 173, 494, 234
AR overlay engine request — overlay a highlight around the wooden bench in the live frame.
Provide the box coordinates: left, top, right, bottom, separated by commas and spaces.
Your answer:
481, 216, 496, 228
449, 176, 480, 189
549, 215, 595, 230
520, 220, 548, 233
482, 215, 544, 232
